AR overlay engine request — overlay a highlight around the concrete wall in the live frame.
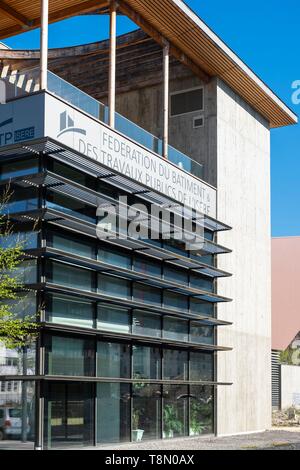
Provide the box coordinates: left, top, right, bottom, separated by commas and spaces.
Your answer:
281, 365, 300, 409
216, 79, 272, 434
116, 68, 218, 186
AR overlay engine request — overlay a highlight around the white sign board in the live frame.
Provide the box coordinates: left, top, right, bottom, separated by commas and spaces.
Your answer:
1, 93, 217, 217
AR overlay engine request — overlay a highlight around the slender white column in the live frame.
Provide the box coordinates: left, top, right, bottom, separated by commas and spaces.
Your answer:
109, 1, 117, 128
163, 41, 170, 159
40, 0, 49, 90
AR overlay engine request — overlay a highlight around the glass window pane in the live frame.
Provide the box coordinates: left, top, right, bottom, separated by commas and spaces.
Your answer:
0, 380, 35, 443
14, 260, 37, 284
190, 299, 214, 317
0, 231, 38, 250
50, 160, 96, 190
97, 383, 130, 444
50, 233, 94, 259
47, 294, 94, 329
134, 256, 161, 278
133, 345, 161, 380
44, 382, 94, 448
190, 253, 214, 267
190, 273, 214, 292
98, 274, 130, 299
163, 317, 189, 342
132, 384, 161, 441
163, 349, 188, 381
163, 385, 188, 438
190, 386, 214, 435
0, 157, 38, 180
132, 311, 161, 338
48, 261, 92, 292
4, 187, 38, 214
98, 247, 131, 270
190, 323, 214, 345
190, 352, 214, 382
97, 305, 130, 334
4, 291, 36, 320
164, 292, 188, 312
46, 336, 94, 377
47, 192, 96, 224
133, 283, 161, 305
164, 265, 188, 285
97, 342, 130, 378
204, 230, 214, 241
0, 341, 36, 376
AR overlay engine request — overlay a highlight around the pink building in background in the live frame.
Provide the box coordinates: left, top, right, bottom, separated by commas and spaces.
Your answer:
272, 237, 300, 351
272, 237, 300, 410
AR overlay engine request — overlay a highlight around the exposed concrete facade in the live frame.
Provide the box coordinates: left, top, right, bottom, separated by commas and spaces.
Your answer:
116, 74, 272, 435
115, 66, 217, 186
281, 365, 300, 409
216, 80, 272, 434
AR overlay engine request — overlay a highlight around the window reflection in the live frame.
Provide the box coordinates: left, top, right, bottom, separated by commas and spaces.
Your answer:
189, 386, 214, 435
132, 384, 161, 441
132, 345, 161, 380
97, 342, 130, 379
45, 336, 94, 377
163, 349, 188, 381
97, 383, 130, 444
97, 305, 130, 334
163, 385, 188, 438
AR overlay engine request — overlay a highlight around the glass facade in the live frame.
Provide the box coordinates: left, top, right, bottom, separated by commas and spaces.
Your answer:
97, 305, 130, 334
97, 383, 131, 444
45, 336, 95, 377
163, 385, 188, 438
0, 151, 230, 448
0, 381, 35, 444
46, 294, 94, 329
44, 382, 94, 448
97, 342, 130, 378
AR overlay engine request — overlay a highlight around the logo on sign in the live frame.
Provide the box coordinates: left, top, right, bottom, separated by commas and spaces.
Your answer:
57, 111, 87, 138
0, 117, 35, 146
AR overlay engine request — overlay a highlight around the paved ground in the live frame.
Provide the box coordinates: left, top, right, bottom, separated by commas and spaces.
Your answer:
1, 429, 300, 450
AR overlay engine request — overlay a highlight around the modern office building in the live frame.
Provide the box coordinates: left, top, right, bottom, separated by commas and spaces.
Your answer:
272, 237, 300, 410
0, 1, 297, 449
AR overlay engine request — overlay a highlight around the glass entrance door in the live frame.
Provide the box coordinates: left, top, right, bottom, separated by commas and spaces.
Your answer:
44, 382, 94, 449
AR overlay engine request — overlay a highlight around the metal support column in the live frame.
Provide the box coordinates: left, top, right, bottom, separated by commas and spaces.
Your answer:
40, 0, 49, 90
163, 41, 170, 159
109, 1, 117, 128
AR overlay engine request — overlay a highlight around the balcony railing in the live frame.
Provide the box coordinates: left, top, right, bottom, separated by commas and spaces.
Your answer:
1, 67, 203, 180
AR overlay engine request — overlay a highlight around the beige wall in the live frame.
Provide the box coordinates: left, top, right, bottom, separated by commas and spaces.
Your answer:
281, 365, 300, 409
216, 79, 272, 434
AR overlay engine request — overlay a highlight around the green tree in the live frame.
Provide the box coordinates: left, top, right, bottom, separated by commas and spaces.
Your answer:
0, 187, 38, 349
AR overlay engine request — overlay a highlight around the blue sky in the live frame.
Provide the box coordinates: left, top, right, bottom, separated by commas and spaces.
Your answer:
3, 0, 300, 236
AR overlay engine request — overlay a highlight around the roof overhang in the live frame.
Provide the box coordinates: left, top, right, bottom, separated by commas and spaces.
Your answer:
0, 0, 297, 128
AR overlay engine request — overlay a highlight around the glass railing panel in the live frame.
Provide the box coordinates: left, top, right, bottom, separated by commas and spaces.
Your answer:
47, 71, 105, 121
2, 68, 204, 181
115, 112, 160, 154
168, 145, 203, 179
